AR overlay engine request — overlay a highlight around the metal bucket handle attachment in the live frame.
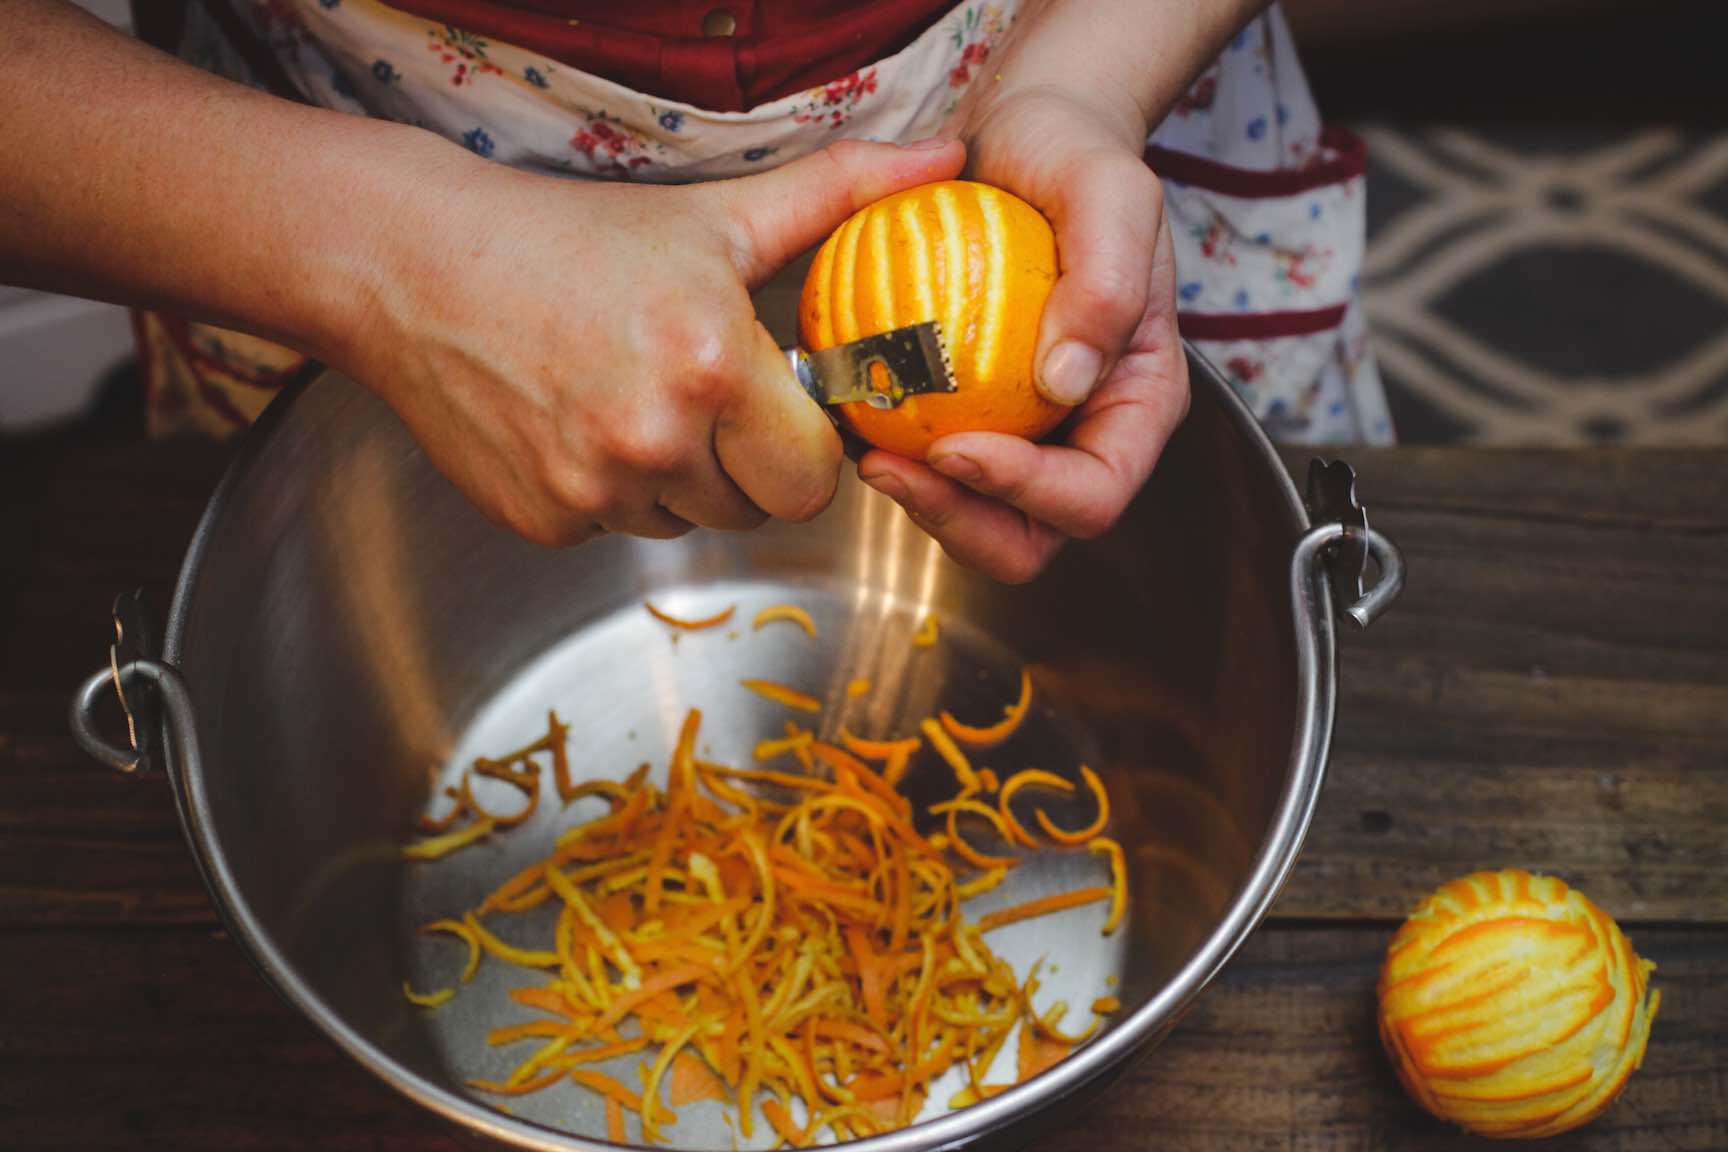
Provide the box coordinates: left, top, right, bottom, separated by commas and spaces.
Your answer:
69, 589, 195, 778
1301, 458, 1404, 629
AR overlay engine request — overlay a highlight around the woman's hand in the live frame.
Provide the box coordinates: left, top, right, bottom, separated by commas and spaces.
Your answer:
852, 0, 1263, 583
332, 138, 966, 547
857, 90, 1188, 582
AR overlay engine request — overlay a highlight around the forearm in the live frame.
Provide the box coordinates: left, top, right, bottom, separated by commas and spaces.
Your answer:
0, 0, 468, 361
977, 0, 1269, 142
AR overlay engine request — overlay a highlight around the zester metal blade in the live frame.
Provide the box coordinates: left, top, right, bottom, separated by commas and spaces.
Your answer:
787, 322, 956, 410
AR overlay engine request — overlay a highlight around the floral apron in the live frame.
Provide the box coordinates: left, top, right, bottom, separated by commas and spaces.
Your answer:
141, 0, 1392, 444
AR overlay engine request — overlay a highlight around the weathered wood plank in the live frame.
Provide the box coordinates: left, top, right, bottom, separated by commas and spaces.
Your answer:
1273, 448, 1728, 921
0, 924, 1717, 1150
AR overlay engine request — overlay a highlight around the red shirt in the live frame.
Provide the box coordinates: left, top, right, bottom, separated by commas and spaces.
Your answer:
378, 0, 957, 112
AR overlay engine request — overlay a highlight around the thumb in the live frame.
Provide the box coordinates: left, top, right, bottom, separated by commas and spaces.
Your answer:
716, 324, 844, 523
712, 138, 966, 290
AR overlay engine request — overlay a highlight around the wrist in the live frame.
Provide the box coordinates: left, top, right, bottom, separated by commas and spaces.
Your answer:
284, 120, 486, 375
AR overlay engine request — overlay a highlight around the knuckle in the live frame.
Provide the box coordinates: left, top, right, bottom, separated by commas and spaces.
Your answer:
537, 458, 607, 519
671, 315, 747, 409
1068, 262, 1147, 327
597, 415, 687, 475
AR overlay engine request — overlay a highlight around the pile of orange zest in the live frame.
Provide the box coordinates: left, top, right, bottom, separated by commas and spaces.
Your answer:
403, 980, 456, 1009
404, 816, 497, 861
1033, 765, 1109, 846
846, 678, 872, 699
938, 669, 1034, 749
919, 719, 980, 793
1088, 838, 1126, 935
422, 918, 483, 983
996, 770, 1075, 849
912, 615, 940, 648
646, 601, 737, 631
741, 678, 823, 714
411, 703, 1125, 1146
753, 604, 819, 639
976, 769, 999, 794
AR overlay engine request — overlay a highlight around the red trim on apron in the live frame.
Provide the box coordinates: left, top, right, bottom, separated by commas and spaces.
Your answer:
1147, 127, 1366, 199
1180, 304, 1348, 341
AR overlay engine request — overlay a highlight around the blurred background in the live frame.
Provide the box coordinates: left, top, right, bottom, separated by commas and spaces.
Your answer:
4, 0, 1725, 443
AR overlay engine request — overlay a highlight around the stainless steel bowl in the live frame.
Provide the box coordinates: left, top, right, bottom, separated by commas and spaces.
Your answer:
73, 345, 1400, 1151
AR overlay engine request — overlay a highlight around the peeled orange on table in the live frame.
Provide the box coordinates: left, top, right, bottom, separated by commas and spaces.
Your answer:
799, 180, 1067, 457
1377, 869, 1660, 1139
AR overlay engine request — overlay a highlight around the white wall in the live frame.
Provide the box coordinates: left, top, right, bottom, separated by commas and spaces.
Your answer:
0, 0, 140, 430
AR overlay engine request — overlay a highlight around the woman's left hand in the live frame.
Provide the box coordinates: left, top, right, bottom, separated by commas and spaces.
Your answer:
856, 86, 1190, 583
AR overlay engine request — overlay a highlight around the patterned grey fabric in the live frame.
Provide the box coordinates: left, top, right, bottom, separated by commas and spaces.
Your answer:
1361, 126, 1728, 444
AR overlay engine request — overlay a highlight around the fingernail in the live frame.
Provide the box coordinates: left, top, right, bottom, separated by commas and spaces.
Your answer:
930, 453, 982, 483
1040, 341, 1102, 406
903, 135, 953, 151
859, 471, 908, 501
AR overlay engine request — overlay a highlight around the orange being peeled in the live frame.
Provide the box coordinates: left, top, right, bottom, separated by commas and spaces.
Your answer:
799, 180, 1067, 458
1377, 869, 1659, 1139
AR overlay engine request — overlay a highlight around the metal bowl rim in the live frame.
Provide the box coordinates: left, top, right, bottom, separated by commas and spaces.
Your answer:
158, 345, 1333, 1152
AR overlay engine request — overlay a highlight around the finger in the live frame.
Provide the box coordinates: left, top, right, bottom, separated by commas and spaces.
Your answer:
928, 210, 1185, 534
660, 450, 770, 532
923, 348, 1185, 539
713, 137, 967, 289
1034, 153, 1161, 406
716, 325, 844, 522
856, 450, 1067, 585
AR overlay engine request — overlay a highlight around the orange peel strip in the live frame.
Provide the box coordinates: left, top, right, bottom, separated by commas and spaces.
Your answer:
1089, 837, 1126, 935
463, 912, 561, 969
837, 728, 921, 763
741, 678, 823, 714
1033, 765, 1109, 845
421, 917, 483, 983
938, 669, 1034, 749
753, 604, 818, 639
934, 800, 1019, 871
403, 816, 496, 861
569, 1068, 646, 1112
977, 887, 1114, 933
467, 1068, 567, 1096
645, 600, 737, 631
606, 1095, 627, 1142
997, 769, 1075, 849
641, 1017, 705, 1144
755, 730, 815, 763
920, 718, 980, 792
402, 980, 455, 1009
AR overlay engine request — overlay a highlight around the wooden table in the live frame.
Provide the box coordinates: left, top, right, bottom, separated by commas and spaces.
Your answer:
3, 418, 1724, 1149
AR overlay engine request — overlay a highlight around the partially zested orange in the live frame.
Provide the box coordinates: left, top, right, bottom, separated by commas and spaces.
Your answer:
799, 180, 1068, 458
1377, 869, 1659, 1139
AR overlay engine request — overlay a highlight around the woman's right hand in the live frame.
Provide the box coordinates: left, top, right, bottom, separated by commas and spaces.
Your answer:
328, 138, 965, 548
